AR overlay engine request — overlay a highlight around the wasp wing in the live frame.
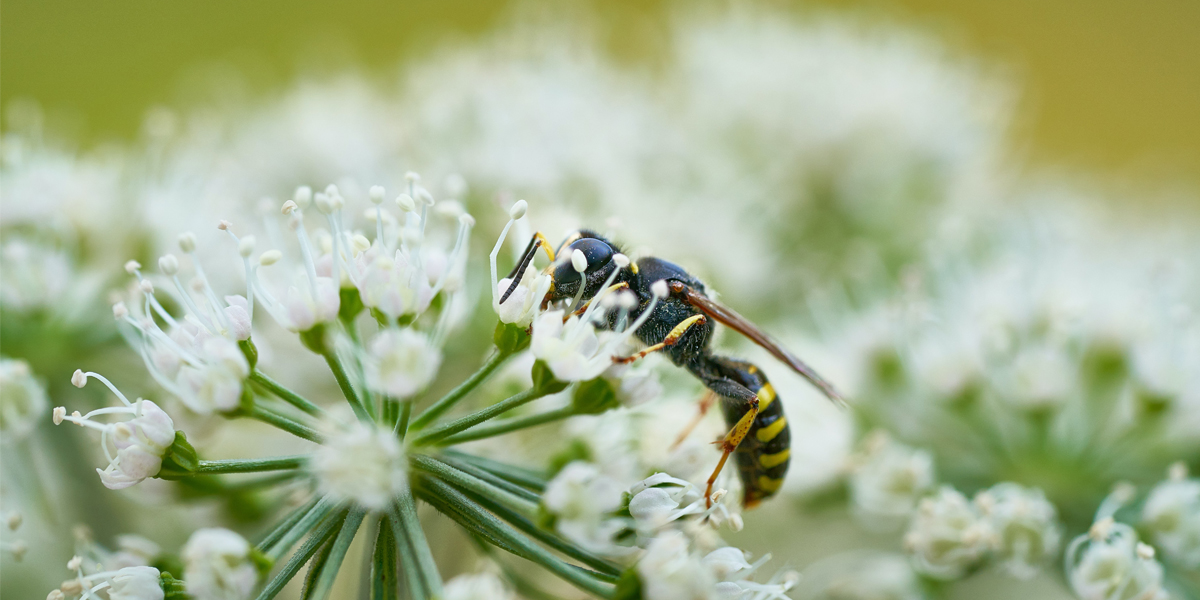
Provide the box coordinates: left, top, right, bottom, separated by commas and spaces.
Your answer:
681, 285, 847, 407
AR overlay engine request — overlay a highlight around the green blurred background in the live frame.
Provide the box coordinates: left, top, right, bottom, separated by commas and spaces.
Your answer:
3, 0, 1199, 189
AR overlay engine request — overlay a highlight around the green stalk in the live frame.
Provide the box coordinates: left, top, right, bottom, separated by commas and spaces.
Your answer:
418, 477, 614, 598
370, 517, 399, 600
388, 491, 443, 596
435, 454, 540, 504
301, 536, 335, 599
255, 507, 348, 600
225, 471, 303, 491
410, 454, 537, 514
460, 486, 622, 578
266, 497, 337, 562
258, 496, 321, 553
195, 455, 308, 474
250, 370, 325, 417
436, 405, 576, 445
397, 401, 413, 439
412, 388, 544, 446
307, 507, 368, 600
442, 450, 548, 492
409, 350, 510, 430
249, 405, 323, 443
388, 512, 427, 600
322, 350, 372, 421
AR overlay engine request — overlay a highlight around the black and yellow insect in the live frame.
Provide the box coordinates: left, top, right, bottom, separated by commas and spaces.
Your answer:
504, 229, 845, 508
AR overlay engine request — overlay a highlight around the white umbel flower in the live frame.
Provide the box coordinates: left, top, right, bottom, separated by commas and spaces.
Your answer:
365, 328, 442, 399
1066, 519, 1168, 600
975, 483, 1062, 579
1142, 464, 1200, 569
52, 558, 164, 600
903, 486, 994, 580
55, 370, 176, 490
182, 528, 258, 600
627, 473, 741, 535
849, 433, 936, 527
531, 283, 663, 383
637, 530, 717, 600
0, 358, 47, 441
442, 572, 516, 600
311, 420, 407, 509
489, 200, 552, 328
542, 461, 629, 555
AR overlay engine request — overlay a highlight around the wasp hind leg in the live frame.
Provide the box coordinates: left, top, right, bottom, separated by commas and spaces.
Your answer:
696, 377, 760, 508
669, 390, 717, 451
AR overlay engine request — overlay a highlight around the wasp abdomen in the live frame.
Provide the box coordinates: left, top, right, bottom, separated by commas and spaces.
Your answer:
709, 358, 791, 508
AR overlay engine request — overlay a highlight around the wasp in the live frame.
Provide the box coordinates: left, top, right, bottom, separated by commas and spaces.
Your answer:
502, 229, 845, 508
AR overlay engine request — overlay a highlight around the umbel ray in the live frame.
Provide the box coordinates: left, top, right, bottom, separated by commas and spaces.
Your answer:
501, 229, 846, 508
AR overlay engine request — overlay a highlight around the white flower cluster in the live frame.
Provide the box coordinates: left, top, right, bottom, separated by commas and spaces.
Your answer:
1142, 463, 1200, 569
0, 358, 47, 441
1065, 518, 1168, 600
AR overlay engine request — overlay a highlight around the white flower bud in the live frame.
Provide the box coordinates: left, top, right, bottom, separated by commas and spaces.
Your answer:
395, 194, 416, 212
293, 185, 313, 207
312, 420, 408, 509
365, 329, 442, 399
113, 302, 129, 320
178, 232, 197, 253
182, 529, 256, 600
71, 369, 87, 388
368, 185, 385, 204
158, 254, 179, 275
124, 260, 142, 274
508, 199, 528, 220
416, 188, 435, 206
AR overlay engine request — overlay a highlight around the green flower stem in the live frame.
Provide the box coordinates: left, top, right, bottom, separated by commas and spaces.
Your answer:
225, 471, 303, 491
307, 506, 367, 600
389, 490, 444, 597
258, 496, 321, 553
195, 455, 308, 474
412, 387, 545, 447
418, 476, 615, 598
435, 454, 540, 504
410, 454, 537, 514
249, 370, 325, 417
442, 449, 547, 492
370, 517, 400, 600
459, 483, 623, 577
437, 405, 577, 445
397, 401, 412, 439
322, 350, 372, 422
301, 532, 336, 598
265, 497, 337, 562
249, 405, 323, 443
388, 512, 427, 600
255, 507, 348, 600
409, 350, 510, 430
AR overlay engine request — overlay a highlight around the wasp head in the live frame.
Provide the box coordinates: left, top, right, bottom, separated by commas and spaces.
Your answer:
543, 231, 631, 306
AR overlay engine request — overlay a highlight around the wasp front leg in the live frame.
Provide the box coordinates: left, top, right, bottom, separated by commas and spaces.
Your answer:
613, 314, 707, 364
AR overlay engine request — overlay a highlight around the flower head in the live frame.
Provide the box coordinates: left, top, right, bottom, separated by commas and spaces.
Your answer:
1066, 520, 1167, 600
182, 528, 258, 600
365, 328, 442, 399
903, 486, 994, 580
1142, 463, 1200, 569
975, 483, 1061, 579
0, 358, 47, 441
311, 420, 407, 509
850, 433, 936, 528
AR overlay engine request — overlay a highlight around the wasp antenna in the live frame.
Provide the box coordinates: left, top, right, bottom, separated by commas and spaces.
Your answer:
500, 238, 542, 304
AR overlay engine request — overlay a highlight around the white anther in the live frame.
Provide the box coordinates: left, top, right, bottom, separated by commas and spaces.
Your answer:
613, 254, 630, 268
217, 220, 232, 231
509, 200, 528, 220
48, 589, 66, 600
1169, 461, 1188, 481
67, 556, 82, 570
258, 250, 282, 266
189, 277, 205, 292
368, 185, 386, 204
112, 302, 129, 320
404, 171, 420, 183
1137, 543, 1156, 560
617, 291, 637, 310
178, 232, 197, 253
158, 254, 179, 275
124, 260, 141, 274
571, 249, 588, 273
459, 213, 476, 227
238, 235, 256, 258
351, 234, 371, 254
324, 184, 339, 196
651, 280, 669, 298
282, 200, 299, 215
416, 188, 435, 206
1089, 517, 1115, 540
53, 407, 66, 425
293, 186, 313, 207
139, 279, 155, 294
314, 192, 334, 214
395, 194, 416, 212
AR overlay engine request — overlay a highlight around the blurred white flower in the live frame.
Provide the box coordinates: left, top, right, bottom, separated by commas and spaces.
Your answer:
1065, 519, 1167, 600
50, 558, 164, 600
0, 358, 47, 441
311, 420, 407, 509
903, 486, 994, 580
1142, 463, 1200, 569
542, 461, 629, 556
442, 572, 516, 600
850, 433, 936, 528
365, 328, 442, 399
55, 370, 176, 490
974, 483, 1061, 579
637, 530, 717, 600
798, 552, 925, 600
182, 528, 257, 600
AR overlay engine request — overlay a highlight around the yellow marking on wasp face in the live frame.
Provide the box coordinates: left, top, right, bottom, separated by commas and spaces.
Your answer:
758, 449, 790, 469
756, 384, 776, 410
534, 231, 556, 262
756, 476, 784, 493
756, 417, 788, 443
630, 262, 639, 274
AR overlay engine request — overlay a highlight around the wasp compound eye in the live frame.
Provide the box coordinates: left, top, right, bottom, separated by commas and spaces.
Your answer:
567, 238, 613, 273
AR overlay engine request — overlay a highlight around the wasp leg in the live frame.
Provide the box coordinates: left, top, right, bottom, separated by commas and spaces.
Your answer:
669, 390, 717, 451
699, 379, 760, 508
613, 315, 707, 364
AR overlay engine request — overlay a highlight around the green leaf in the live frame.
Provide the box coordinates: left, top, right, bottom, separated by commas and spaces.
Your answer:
299, 323, 329, 354
494, 321, 531, 355
239, 338, 259, 369
531, 360, 569, 395
157, 431, 199, 479
338, 286, 364, 323
572, 378, 620, 415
